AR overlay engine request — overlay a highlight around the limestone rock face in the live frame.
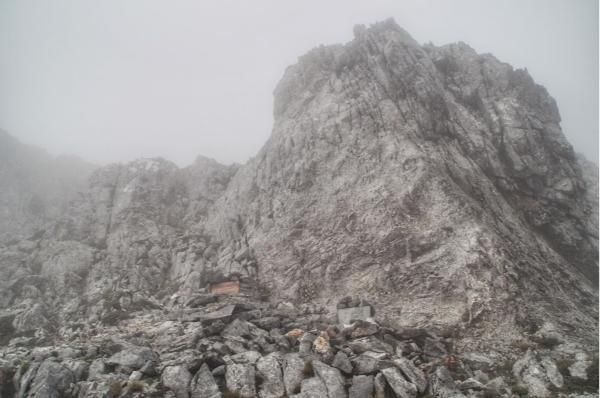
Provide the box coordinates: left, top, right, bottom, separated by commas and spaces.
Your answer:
205, 18, 598, 350
0, 18, 597, 360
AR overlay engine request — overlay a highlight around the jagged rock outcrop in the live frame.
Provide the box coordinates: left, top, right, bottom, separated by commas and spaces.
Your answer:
0, 18, 598, 398
205, 19, 598, 351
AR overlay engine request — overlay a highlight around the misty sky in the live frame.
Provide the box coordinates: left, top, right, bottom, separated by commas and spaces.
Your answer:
0, 0, 598, 166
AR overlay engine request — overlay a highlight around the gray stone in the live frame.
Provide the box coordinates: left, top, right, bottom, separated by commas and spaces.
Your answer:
352, 353, 393, 375
62, 359, 88, 382
162, 365, 193, 398
349, 375, 375, 398
393, 357, 427, 393
231, 350, 262, 365
25, 359, 75, 398
299, 332, 317, 356
129, 370, 143, 381
256, 353, 285, 398
337, 306, 373, 325
88, 359, 107, 381
140, 360, 158, 376
569, 352, 591, 380
107, 346, 158, 370
429, 366, 466, 398
191, 363, 222, 398
513, 350, 563, 398
221, 318, 252, 340
225, 363, 256, 398
297, 377, 328, 398
253, 317, 282, 330
374, 372, 389, 398
457, 378, 486, 391
332, 351, 353, 374
349, 321, 379, 339
283, 353, 305, 396
212, 365, 226, 377
381, 367, 417, 398
201, 305, 236, 324
312, 360, 347, 398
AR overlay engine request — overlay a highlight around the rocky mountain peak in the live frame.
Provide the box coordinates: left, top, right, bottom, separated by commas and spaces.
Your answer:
0, 20, 597, 398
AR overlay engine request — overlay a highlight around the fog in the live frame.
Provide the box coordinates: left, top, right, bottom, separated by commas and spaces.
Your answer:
0, 0, 597, 166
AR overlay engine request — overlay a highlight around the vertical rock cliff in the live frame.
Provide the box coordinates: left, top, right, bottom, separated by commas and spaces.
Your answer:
204, 19, 598, 350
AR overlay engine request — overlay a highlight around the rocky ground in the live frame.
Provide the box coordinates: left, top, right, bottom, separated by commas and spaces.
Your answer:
0, 292, 597, 397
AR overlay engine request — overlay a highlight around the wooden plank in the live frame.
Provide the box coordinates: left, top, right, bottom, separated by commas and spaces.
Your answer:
209, 280, 240, 295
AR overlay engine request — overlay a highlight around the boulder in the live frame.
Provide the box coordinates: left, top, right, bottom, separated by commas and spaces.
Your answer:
106, 346, 158, 370
350, 320, 379, 339
513, 350, 564, 398
201, 305, 236, 325
429, 366, 466, 398
352, 352, 393, 375
256, 353, 285, 398
393, 357, 427, 393
312, 360, 347, 398
569, 352, 592, 380
337, 306, 373, 325
332, 351, 353, 374
297, 376, 328, 398
88, 359, 107, 381
191, 363, 221, 398
349, 375, 374, 398
12, 304, 48, 334
231, 351, 262, 365
221, 319, 252, 340
457, 377, 486, 391
381, 367, 417, 398
225, 363, 256, 398
283, 353, 305, 396
374, 372, 389, 398
24, 359, 75, 398
161, 365, 192, 398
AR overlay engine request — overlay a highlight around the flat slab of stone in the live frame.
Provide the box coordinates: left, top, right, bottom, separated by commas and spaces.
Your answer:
201, 304, 237, 324
171, 304, 237, 323
337, 306, 372, 325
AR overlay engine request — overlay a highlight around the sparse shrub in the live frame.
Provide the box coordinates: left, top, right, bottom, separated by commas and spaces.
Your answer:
480, 390, 501, 398
532, 335, 561, 349
511, 383, 528, 396
302, 360, 314, 377
586, 354, 599, 387
555, 356, 574, 376
19, 361, 29, 375
128, 380, 144, 392
223, 388, 241, 398
558, 354, 600, 394
497, 359, 515, 376
450, 365, 469, 381
510, 339, 532, 352
109, 380, 123, 397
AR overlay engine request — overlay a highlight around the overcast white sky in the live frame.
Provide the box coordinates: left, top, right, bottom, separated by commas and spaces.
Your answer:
0, 0, 597, 166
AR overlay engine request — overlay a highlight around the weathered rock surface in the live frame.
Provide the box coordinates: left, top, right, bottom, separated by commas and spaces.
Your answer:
225, 363, 256, 398
0, 17, 598, 398
381, 367, 417, 398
